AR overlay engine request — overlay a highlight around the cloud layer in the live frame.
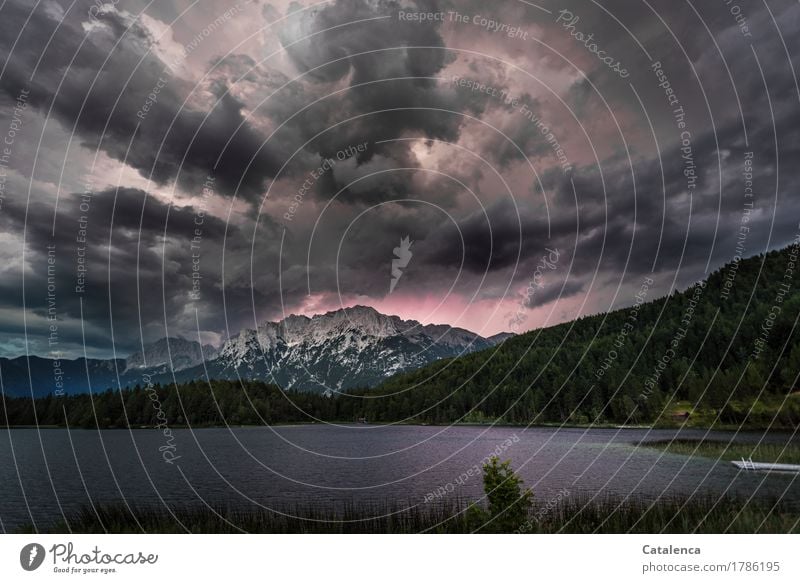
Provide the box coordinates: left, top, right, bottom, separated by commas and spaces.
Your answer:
0, 0, 798, 357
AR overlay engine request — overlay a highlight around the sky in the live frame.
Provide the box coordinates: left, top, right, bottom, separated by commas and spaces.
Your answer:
0, 0, 798, 358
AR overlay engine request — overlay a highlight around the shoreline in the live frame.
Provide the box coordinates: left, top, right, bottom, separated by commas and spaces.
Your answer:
1, 421, 795, 432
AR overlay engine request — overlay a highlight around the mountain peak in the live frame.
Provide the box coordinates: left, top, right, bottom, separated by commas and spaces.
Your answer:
125, 337, 216, 372
208, 305, 510, 392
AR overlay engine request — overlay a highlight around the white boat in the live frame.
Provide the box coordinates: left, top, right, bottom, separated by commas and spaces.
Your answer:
731, 457, 800, 473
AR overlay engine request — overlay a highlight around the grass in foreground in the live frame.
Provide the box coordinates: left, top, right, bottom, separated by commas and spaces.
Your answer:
641, 438, 800, 465
19, 495, 798, 534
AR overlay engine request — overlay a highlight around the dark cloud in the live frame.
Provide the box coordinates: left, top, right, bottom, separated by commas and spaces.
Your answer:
0, 1, 285, 202
0, 185, 241, 355
0, 0, 799, 355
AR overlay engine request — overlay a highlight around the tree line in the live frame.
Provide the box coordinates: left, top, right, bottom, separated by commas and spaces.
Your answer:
3, 247, 800, 429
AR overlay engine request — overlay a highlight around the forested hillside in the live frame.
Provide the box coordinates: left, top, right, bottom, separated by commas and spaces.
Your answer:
4, 246, 800, 429
346, 245, 800, 427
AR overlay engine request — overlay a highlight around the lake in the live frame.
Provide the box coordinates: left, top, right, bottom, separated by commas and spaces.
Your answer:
1, 424, 798, 532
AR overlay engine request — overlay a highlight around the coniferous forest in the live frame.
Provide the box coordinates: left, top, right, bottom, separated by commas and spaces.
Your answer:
4, 246, 800, 430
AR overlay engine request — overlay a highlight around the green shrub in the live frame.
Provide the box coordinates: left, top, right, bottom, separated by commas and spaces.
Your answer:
471, 456, 533, 532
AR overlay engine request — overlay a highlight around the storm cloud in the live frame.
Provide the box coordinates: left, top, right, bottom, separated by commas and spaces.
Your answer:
0, 0, 798, 357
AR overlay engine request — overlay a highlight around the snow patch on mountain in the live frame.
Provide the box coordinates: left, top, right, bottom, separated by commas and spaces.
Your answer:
204, 306, 510, 392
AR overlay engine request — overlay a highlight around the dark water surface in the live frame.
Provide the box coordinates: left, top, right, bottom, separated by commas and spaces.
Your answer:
1, 424, 798, 532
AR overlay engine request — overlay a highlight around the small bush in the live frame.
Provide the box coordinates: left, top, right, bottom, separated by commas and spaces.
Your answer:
470, 456, 533, 532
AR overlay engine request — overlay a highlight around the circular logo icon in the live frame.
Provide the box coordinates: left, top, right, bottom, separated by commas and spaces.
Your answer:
20, 543, 46, 571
